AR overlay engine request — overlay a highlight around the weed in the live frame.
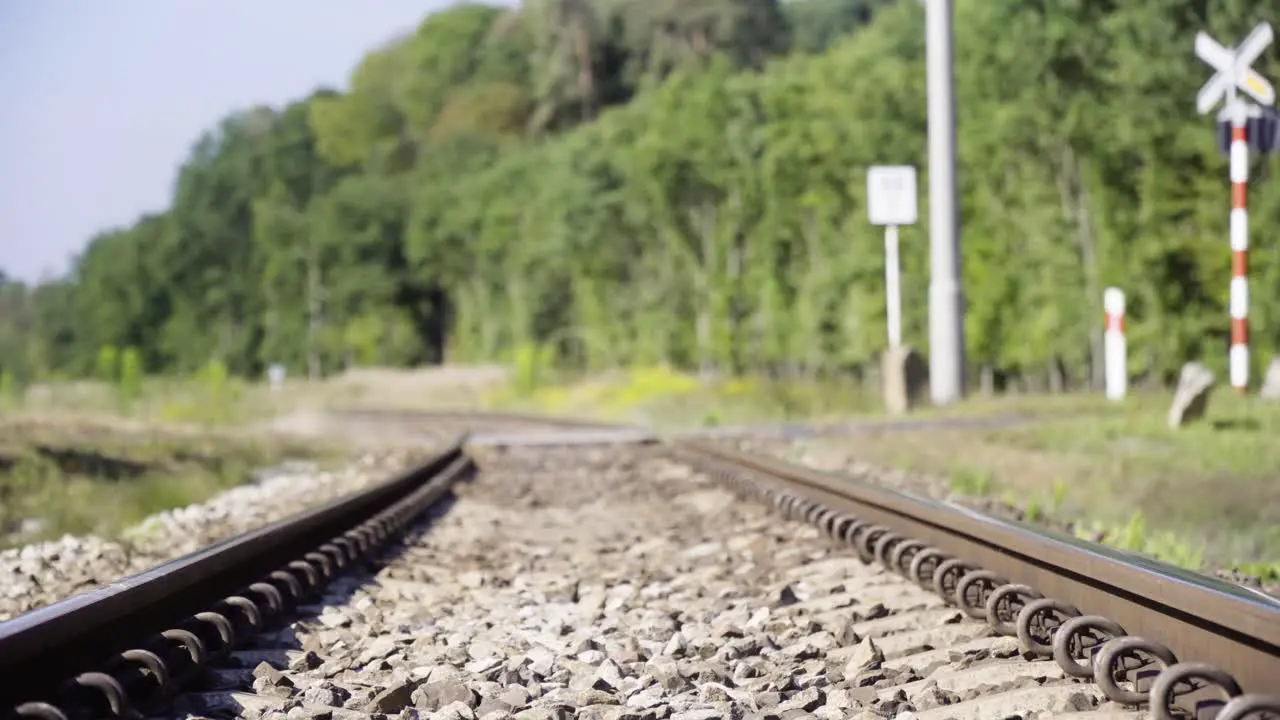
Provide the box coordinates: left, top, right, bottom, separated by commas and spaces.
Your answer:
511, 343, 556, 395
0, 370, 18, 409
1050, 479, 1069, 513
1143, 530, 1205, 571
1236, 562, 1280, 582
1070, 511, 1207, 571
96, 345, 118, 383
950, 468, 997, 497
1116, 510, 1147, 552
117, 347, 143, 409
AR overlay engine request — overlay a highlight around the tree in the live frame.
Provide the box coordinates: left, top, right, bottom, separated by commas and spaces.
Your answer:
16, 0, 1280, 393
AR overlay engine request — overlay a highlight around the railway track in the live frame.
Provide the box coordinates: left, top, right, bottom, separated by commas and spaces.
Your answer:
0, 411, 1276, 720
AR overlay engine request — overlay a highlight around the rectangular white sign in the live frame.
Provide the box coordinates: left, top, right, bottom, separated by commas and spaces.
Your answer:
867, 165, 918, 226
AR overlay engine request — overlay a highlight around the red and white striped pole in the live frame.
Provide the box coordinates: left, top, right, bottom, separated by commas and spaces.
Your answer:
1104, 288, 1126, 401
1229, 108, 1250, 391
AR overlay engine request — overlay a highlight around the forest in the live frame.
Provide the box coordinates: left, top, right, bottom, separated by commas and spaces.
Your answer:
3, 0, 1279, 393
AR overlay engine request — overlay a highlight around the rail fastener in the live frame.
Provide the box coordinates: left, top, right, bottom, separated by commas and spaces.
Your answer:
673, 438, 1280, 718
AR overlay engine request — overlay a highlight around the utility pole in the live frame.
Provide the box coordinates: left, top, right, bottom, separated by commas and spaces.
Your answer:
925, 0, 965, 404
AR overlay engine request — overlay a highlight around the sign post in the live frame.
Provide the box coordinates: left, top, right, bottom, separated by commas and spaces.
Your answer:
1195, 22, 1276, 392
1103, 288, 1126, 402
867, 166, 919, 349
267, 363, 286, 392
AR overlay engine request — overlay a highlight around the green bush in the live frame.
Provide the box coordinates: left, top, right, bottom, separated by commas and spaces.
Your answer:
194, 359, 234, 424
0, 369, 18, 409
96, 345, 119, 383
116, 347, 144, 410
511, 343, 556, 395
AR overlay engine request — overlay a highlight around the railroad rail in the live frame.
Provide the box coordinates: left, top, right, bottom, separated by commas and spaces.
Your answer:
0, 442, 474, 720
0, 412, 1276, 720
332, 405, 1056, 441
328, 407, 632, 430
673, 438, 1280, 719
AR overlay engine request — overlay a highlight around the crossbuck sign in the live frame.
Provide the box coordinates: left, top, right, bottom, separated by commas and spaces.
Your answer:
1194, 22, 1275, 393
1196, 23, 1276, 116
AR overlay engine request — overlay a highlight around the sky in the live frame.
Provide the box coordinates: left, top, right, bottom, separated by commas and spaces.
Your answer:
0, 0, 481, 284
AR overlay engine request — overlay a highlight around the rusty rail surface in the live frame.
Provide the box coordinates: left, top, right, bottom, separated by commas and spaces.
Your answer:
674, 439, 1280, 719
0, 441, 474, 720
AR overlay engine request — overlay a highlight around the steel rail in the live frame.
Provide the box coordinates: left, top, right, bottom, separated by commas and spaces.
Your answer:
0, 440, 475, 720
333, 409, 661, 449
673, 438, 1280, 718
331, 407, 1070, 444
329, 408, 632, 430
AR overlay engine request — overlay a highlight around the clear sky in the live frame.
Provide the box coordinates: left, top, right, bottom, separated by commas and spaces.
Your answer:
0, 0, 479, 284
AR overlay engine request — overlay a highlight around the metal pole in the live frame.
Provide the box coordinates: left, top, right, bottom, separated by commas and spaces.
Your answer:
926, 0, 965, 404
884, 225, 902, 348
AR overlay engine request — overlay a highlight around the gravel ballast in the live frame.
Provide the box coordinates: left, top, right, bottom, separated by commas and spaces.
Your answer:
167, 443, 1144, 720
0, 413, 582, 622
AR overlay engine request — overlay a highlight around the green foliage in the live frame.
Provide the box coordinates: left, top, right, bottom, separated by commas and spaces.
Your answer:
511, 343, 557, 394
1050, 479, 1070, 514
1116, 510, 1148, 552
0, 0, 1276, 396
200, 359, 230, 401
487, 363, 870, 426
950, 467, 997, 497
0, 369, 17, 410
158, 359, 239, 426
1236, 562, 1280, 582
96, 346, 118, 383
1076, 510, 1207, 571
117, 347, 144, 407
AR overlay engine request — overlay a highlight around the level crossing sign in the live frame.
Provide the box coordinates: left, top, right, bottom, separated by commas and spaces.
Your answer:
1196, 23, 1276, 115
1194, 22, 1276, 392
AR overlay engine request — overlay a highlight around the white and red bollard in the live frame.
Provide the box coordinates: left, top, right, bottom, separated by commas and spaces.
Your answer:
1104, 288, 1126, 401
1229, 114, 1250, 391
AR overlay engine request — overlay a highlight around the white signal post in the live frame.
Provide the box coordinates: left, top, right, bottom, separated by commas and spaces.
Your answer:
1195, 22, 1276, 392
267, 363, 286, 392
867, 166, 919, 349
1103, 288, 1126, 402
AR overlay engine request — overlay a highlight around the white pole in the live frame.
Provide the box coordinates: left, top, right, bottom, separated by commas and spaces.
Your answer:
1103, 287, 1126, 401
885, 225, 902, 348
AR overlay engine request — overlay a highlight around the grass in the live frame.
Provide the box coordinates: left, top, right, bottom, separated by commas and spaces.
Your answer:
6, 363, 1277, 581
811, 390, 1280, 573
481, 365, 883, 427
12, 366, 512, 428
0, 366, 509, 549
0, 418, 332, 548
